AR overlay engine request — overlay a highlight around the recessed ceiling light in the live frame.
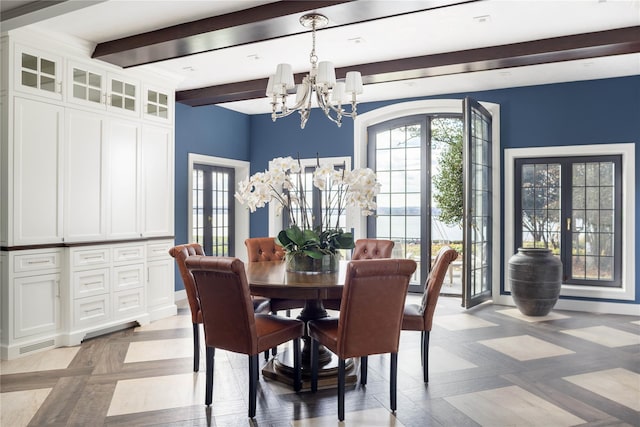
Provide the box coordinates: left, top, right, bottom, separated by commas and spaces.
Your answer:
247, 54, 260, 60
182, 66, 195, 72
348, 37, 365, 44
473, 15, 491, 23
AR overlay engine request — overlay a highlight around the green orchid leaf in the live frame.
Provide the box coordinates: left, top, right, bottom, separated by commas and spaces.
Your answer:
303, 249, 324, 259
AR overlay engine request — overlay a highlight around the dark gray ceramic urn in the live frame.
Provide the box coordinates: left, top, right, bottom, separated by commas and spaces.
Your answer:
508, 248, 562, 316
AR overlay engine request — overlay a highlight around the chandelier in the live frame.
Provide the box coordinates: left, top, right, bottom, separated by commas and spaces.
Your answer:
265, 13, 363, 129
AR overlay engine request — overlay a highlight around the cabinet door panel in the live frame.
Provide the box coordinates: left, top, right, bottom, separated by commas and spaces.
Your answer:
66, 110, 106, 241
147, 259, 173, 308
142, 125, 174, 236
14, 273, 59, 338
13, 98, 63, 244
107, 120, 140, 238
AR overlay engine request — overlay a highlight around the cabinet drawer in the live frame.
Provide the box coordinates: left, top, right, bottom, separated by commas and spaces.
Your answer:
72, 248, 110, 267
74, 294, 110, 327
73, 268, 110, 299
113, 288, 145, 320
113, 245, 144, 263
147, 241, 172, 259
13, 251, 61, 273
114, 264, 144, 291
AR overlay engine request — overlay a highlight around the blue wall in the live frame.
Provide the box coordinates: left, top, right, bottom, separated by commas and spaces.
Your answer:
173, 103, 251, 286
174, 76, 639, 302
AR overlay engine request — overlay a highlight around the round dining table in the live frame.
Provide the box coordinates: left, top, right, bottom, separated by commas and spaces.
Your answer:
245, 259, 357, 390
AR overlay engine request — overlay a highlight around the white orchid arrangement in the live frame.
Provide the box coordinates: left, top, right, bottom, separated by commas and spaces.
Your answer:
235, 156, 380, 257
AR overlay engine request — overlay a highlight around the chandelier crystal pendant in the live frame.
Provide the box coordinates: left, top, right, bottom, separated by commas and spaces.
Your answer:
265, 13, 363, 129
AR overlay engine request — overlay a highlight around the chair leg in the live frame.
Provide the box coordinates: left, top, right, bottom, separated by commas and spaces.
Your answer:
390, 352, 398, 412
293, 338, 301, 392
338, 358, 346, 421
272, 311, 278, 360
248, 354, 258, 418
205, 346, 215, 406
360, 355, 368, 385
423, 331, 430, 383
193, 323, 200, 372
311, 338, 319, 392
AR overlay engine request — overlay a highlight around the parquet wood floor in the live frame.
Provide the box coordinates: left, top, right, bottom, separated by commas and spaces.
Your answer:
1, 296, 639, 426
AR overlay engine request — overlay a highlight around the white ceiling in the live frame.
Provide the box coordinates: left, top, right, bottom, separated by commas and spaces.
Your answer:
5, 0, 640, 114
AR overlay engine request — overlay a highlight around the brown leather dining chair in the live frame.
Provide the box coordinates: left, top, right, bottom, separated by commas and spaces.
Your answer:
309, 258, 416, 421
401, 245, 458, 383
169, 243, 271, 371
245, 237, 305, 317
185, 256, 304, 418
322, 238, 395, 311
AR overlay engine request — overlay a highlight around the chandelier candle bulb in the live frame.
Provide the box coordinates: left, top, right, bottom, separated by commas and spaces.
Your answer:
317, 61, 336, 87
345, 71, 363, 95
274, 63, 294, 89
265, 75, 275, 97
332, 82, 346, 103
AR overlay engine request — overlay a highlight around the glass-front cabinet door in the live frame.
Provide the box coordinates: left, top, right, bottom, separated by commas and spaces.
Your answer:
144, 85, 173, 123
107, 74, 139, 116
14, 44, 63, 100
68, 61, 106, 108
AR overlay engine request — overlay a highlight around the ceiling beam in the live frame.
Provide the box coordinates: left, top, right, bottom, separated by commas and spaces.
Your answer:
176, 26, 640, 107
1, 0, 107, 32
91, 0, 474, 68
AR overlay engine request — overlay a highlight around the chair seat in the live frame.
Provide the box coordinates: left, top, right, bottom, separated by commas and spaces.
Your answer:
401, 304, 423, 331
255, 314, 304, 353
308, 317, 339, 351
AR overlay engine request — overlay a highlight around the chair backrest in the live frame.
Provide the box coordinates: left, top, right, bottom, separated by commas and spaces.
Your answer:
185, 255, 260, 355
244, 237, 286, 262
337, 258, 416, 358
168, 243, 205, 323
351, 239, 394, 260
420, 246, 459, 331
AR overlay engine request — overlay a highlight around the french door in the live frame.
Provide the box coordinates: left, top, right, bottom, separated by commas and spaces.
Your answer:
366, 98, 493, 304
463, 98, 492, 308
192, 164, 235, 256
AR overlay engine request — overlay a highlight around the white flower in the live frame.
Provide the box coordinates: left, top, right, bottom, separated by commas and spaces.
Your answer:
236, 157, 379, 229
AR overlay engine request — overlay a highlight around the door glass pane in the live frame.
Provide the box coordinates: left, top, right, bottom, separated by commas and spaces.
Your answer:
192, 164, 235, 256
374, 123, 422, 286
431, 117, 464, 295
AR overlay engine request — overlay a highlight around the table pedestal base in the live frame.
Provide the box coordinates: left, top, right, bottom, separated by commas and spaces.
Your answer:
262, 345, 358, 391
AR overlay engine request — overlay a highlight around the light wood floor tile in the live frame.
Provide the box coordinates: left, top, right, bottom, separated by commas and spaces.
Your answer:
0, 388, 52, 427
444, 385, 586, 426
0, 347, 79, 375
496, 308, 570, 322
433, 313, 498, 330
560, 325, 640, 347
564, 368, 640, 411
479, 334, 574, 361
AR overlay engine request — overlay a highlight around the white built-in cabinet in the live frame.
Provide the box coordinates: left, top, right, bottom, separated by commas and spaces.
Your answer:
12, 98, 64, 245
65, 109, 106, 242
1, 33, 177, 359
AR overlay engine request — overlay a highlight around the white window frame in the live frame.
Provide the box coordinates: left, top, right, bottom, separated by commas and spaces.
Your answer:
187, 153, 250, 263
504, 143, 636, 307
